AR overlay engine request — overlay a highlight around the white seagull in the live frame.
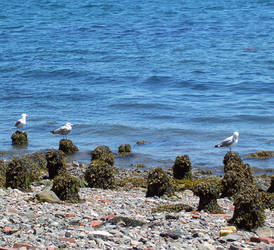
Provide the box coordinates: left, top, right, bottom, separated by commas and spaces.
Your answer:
50, 122, 73, 139
214, 131, 239, 151
15, 113, 28, 130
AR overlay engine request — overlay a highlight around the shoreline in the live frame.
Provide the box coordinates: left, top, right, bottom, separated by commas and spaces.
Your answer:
0, 151, 273, 249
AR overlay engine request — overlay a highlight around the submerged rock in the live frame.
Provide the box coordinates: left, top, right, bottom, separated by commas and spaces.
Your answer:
11, 131, 28, 146
118, 144, 131, 156
245, 151, 274, 159
85, 160, 115, 189
59, 139, 79, 154
146, 167, 175, 197
46, 150, 67, 179
172, 155, 192, 180
91, 145, 114, 166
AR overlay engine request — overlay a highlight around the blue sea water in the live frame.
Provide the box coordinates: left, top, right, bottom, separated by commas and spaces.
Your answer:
0, 0, 273, 173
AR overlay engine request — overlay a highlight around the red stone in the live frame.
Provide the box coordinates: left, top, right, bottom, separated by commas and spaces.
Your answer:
89, 221, 102, 227
250, 236, 261, 243
7, 208, 19, 214
13, 243, 36, 249
101, 214, 115, 221
99, 199, 110, 203
259, 237, 274, 244
192, 214, 200, 219
59, 237, 76, 244
3, 226, 18, 235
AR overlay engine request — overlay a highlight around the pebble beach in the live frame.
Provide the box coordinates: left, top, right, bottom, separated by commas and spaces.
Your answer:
0, 162, 273, 250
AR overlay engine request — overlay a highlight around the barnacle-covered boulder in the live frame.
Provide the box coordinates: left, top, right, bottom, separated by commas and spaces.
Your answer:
6, 158, 33, 191
118, 144, 131, 155
52, 173, 81, 203
267, 176, 274, 193
46, 150, 67, 179
172, 155, 192, 180
146, 167, 175, 197
193, 179, 224, 214
223, 152, 243, 173
245, 151, 274, 159
59, 139, 79, 154
91, 145, 114, 166
84, 160, 115, 189
11, 131, 28, 146
229, 184, 265, 231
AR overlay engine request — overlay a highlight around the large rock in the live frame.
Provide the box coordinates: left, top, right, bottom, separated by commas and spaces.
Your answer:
11, 131, 28, 146
59, 139, 79, 154
46, 150, 67, 179
172, 155, 192, 180
146, 167, 175, 197
85, 160, 115, 189
91, 145, 114, 166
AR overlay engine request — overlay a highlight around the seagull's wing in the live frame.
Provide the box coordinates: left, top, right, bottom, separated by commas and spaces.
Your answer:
15, 120, 21, 127
51, 125, 70, 135
217, 135, 233, 147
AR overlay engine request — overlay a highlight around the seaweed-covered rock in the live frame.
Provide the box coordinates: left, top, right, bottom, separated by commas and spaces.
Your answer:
222, 161, 254, 198
46, 150, 67, 179
91, 145, 114, 166
22, 152, 47, 175
118, 144, 131, 155
59, 139, 79, 154
11, 131, 28, 145
108, 216, 146, 227
146, 167, 175, 197
152, 203, 193, 213
172, 155, 192, 180
0, 160, 7, 188
260, 191, 274, 210
229, 184, 265, 231
223, 152, 243, 172
267, 176, 274, 193
193, 180, 224, 214
245, 151, 274, 159
6, 158, 33, 191
84, 160, 115, 189
52, 173, 81, 203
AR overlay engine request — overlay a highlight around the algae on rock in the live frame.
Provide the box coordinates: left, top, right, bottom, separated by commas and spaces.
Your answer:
85, 159, 115, 189
52, 173, 81, 203
193, 179, 224, 214
59, 139, 79, 154
118, 144, 131, 155
146, 167, 175, 197
11, 131, 28, 146
6, 158, 33, 191
46, 149, 67, 179
229, 184, 266, 231
172, 155, 192, 180
91, 145, 114, 166
152, 203, 193, 213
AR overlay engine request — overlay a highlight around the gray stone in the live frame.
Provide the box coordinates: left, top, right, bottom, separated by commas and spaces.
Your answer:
255, 226, 273, 237
35, 190, 61, 203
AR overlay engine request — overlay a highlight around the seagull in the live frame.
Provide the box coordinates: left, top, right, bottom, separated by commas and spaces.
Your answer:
214, 131, 239, 151
50, 122, 73, 139
15, 113, 28, 131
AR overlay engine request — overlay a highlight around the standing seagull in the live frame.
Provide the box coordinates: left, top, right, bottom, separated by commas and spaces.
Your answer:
15, 113, 28, 131
50, 122, 73, 139
214, 131, 239, 151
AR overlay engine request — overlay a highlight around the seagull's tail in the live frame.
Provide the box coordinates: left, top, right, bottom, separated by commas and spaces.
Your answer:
50, 130, 56, 134
214, 144, 220, 148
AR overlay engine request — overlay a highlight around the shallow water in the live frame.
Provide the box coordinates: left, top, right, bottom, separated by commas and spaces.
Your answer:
0, 0, 273, 173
